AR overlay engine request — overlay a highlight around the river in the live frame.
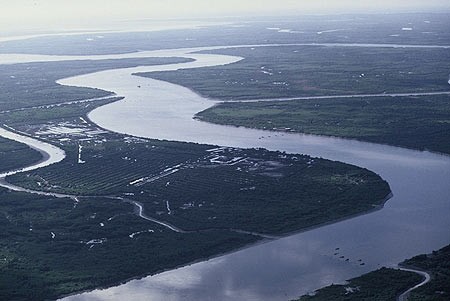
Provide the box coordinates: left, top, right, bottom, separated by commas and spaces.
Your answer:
0, 44, 449, 300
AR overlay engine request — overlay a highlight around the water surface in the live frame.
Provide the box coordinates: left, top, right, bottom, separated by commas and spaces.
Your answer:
57, 46, 450, 300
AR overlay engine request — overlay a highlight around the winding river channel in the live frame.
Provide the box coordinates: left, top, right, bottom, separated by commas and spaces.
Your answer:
0, 44, 449, 300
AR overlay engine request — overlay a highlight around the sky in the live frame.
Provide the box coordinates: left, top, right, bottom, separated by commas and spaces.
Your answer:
1, 0, 450, 33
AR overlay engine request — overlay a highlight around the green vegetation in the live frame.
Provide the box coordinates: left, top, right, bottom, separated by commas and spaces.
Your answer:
0, 137, 42, 173
143, 46, 450, 100
403, 244, 450, 301
298, 245, 450, 301
8, 139, 390, 235
1, 13, 449, 56
140, 45, 450, 154
0, 124, 391, 300
198, 94, 450, 154
295, 244, 450, 301
0, 188, 257, 300
0, 55, 391, 299
0, 57, 191, 112
295, 268, 423, 301
296, 267, 423, 301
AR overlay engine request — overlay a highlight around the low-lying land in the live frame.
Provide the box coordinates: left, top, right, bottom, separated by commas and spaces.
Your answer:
403, 244, 450, 300
144, 46, 450, 100
295, 244, 450, 301
3, 13, 448, 56
0, 126, 390, 299
0, 57, 192, 112
141, 45, 450, 154
0, 188, 258, 301
0, 57, 390, 300
295, 267, 422, 301
197, 94, 450, 154
0, 137, 42, 173
8, 135, 390, 235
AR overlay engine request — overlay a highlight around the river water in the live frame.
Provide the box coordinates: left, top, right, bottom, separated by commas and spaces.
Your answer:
0, 45, 449, 300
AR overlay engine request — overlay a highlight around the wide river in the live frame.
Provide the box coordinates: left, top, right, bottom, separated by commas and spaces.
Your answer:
0, 44, 449, 300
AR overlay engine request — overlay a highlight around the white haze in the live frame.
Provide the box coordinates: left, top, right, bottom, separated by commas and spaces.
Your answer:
1, 0, 450, 34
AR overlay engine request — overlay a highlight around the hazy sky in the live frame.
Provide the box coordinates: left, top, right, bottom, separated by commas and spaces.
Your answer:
1, 0, 450, 33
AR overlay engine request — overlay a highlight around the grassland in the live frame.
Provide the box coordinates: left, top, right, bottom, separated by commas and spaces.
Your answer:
295, 244, 450, 301
198, 94, 450, 154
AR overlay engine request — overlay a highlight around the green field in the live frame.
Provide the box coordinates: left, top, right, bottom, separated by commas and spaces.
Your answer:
197, 94, 450, 154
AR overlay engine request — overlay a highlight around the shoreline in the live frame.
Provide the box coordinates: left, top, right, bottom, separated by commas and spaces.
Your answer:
0, 115, 396, 301
396, 264, 432, 301
197, 115, 450, 158
2, 43, 449, 300
58, 191, 394, 300
0, 125, 65, 180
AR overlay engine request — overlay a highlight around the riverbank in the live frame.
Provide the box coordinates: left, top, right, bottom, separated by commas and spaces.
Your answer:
0, 126, 65, 180
196, 93, 450, 155
55, 44, 450, 300
1, 40, 449, 300
295, 244, 450, 301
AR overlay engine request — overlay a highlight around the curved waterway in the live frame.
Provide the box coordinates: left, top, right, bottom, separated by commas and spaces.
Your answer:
0, 126, 66, 195
0, 44, 449, 300
57, 45, 450, 300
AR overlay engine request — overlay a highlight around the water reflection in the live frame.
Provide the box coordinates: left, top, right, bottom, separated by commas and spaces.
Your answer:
53, 48, 450, 300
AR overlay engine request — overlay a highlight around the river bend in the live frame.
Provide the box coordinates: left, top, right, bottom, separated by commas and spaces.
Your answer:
0, 44, 448, 300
